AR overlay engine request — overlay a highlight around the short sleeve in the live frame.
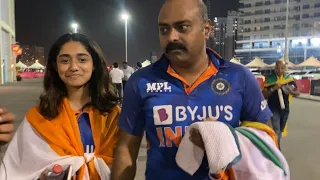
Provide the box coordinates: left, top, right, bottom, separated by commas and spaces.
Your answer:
130, 67, 135, 74
118, 75, 145, 136
240, 69, 272, 123
121, 70, 124, 79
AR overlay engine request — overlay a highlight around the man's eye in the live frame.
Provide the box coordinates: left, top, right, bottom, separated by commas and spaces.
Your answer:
160, 27, 169, 34
177, 25, 189, 32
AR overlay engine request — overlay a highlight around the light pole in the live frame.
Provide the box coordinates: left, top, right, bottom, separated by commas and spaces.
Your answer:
284, 0, 289, 63
71, 23, 78, 33
121, 13, 129, 63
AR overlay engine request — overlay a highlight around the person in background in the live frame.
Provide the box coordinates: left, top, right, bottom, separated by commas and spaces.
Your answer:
111, 0, 273, 179
0, 107, 15, 144
0, 33, 120, 179
110, 62, 124, 98
135, 62, 142, 71
122, 62, 135, 89
262, 60, 300, 149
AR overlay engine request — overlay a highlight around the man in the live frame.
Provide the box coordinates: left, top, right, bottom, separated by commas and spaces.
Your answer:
0, 107, 15, 144
122, 62, 135, 89
109, 62, 124, 98
111, 0, 272, 179
135, 62, 142, 71
262, 60, 300, 148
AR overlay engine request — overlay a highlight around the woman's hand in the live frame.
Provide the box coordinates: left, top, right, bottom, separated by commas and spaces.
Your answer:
39, 169, 77, 180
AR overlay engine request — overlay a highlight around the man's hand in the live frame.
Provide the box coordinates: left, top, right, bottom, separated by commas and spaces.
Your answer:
273, 83, 282, 91
285, 85, 300, 97
189, 118, 216, 150
0, 107, 15, 144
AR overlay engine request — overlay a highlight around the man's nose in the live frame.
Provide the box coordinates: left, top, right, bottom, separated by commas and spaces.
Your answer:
168, 29, 180, 42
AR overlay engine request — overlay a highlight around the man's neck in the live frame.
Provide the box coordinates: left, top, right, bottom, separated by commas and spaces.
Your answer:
67, 85, 91, 111
170, 52, 209, 85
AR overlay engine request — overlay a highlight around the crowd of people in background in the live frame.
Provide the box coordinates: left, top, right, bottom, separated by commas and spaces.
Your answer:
109, 61, 141, 100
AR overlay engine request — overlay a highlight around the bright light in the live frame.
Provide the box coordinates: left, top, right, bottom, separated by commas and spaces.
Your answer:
121, 13, 129, 20
71, 23, 78, 33
71, 23, 78, 29
311, 38, 320, 47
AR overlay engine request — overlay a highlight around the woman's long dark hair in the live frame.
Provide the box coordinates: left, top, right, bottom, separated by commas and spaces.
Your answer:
39, 33, 119, 119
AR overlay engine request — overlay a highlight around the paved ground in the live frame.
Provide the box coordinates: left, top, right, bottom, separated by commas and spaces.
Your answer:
296, 93, 320, 102
0, 78, 319, 180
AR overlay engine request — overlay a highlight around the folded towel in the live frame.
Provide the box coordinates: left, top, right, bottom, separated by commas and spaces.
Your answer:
176, 121, 290, 180
176, 121, 240, 175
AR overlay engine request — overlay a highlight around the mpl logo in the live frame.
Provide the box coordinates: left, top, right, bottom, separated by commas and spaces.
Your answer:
153, 105, 173, 125
146, 82, 172, 93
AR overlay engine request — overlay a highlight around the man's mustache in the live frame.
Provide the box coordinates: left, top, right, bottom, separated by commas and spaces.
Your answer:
165, 43, 187, 54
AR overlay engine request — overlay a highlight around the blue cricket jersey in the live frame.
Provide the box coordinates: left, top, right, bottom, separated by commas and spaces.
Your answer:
77, 113, 95, 153
118, 49, 272, 180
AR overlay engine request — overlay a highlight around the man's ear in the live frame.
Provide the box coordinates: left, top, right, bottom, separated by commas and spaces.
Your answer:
204, 19, 212, 40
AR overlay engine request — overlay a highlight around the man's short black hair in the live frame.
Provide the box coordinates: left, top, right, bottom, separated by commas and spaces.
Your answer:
123, 62, 128, 65
136, 62, 142, 68
113, 62, 119, 68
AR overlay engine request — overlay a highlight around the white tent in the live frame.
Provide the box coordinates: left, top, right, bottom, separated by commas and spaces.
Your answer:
230, 57, 241, 64
245, 57, 267, 68
297, 56, 320, 67
141, 59, 151, 67
15, 61, 28, 69
28, 62, 45, 69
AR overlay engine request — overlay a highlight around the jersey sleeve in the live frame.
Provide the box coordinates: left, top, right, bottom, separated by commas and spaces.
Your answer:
118, 74, 145, 136
240, 69, 272, 123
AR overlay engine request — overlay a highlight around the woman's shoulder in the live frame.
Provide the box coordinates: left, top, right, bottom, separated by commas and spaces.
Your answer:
108, 105, 121, 117
26, 105, 41, 118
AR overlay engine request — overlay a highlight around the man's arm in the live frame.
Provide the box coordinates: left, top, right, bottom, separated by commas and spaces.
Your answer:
121, 70, 124, 79
262, 88, 272, 99
262, 83, 281, 99
287, 81, 300, 97
240, 69, 273, 124
111, 130, 143, 180
111, 73, 145, 180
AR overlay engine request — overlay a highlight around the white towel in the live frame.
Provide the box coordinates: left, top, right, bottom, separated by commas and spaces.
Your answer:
176, 121, 240, 175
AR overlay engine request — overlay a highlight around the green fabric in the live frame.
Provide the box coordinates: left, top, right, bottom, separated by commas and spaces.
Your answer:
225, 124, 242, 167
264, 73, 294, 87
236, 128, 287, 176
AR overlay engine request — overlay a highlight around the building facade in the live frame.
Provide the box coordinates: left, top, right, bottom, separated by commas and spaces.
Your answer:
212, 17, 228, 57
236, 0, 320, 65
205, 11, 239, 60
0, 0, 16, 84
17, 45, 45, 66
226, 11, 239, 60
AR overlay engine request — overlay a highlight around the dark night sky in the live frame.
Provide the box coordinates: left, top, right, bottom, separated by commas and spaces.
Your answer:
15, 0, 238, 66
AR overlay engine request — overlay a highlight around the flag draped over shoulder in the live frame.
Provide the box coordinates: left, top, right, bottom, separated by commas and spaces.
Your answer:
0, 98, 120, 180
263, 73, 295, 137
264, 73, 295, 88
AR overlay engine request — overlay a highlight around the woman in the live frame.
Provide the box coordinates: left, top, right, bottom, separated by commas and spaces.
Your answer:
0, 33, 120, 180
